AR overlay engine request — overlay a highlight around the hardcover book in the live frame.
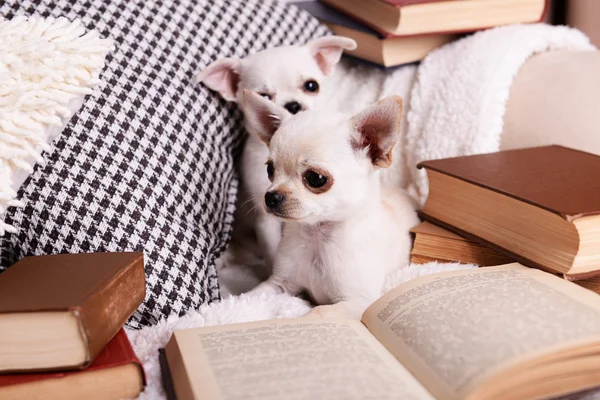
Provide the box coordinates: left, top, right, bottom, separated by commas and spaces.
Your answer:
409, 221, 600, 294
0, 252, 146, 372
294, 1, 455, 67
321, 0, 548, 37
410, 221, 514, 266
418, 145, 600, 280
0, 328, 145, 400
161, 264, 600, 400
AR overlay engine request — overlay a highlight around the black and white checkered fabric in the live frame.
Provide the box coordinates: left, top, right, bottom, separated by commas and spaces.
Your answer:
0, 0, 328, 328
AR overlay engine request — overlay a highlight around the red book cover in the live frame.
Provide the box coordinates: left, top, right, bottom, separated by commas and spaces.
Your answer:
0, 328, 145, 388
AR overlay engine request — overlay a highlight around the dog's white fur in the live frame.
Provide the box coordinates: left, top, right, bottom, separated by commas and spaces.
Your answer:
241, 90, 419, 319
196, 37, 357, 280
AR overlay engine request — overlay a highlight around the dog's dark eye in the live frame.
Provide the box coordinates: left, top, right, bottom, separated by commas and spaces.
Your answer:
303, 80, 319, 93
266, 161, 274, 181
259, 93, 272, 101
304, 170, 327, 188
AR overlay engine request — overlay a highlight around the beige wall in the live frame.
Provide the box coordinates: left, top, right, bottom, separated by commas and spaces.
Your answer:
567, 0, 600, 48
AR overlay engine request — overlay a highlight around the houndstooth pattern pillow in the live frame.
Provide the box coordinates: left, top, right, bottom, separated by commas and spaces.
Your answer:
0, 0, 328, 328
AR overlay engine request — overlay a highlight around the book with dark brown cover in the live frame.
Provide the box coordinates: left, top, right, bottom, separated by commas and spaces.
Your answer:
0, 328, 145, 390
0, 252, 145, 370
418, 145, 600, 222
159, 348, 177, 400
320, 0, 549, 38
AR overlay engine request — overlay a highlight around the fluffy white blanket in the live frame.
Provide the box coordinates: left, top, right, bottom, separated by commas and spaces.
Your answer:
404, 23, 594, 204
125, 24, 597, 399
0, 16, 111, 235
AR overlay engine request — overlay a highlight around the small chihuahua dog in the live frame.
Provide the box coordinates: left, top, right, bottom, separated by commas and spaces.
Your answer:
241, 90, 419, 318
196, 36, 357, 290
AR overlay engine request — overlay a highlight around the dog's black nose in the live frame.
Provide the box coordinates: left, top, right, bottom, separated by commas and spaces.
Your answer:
284, 101, 302, 115
265, 191, 285, 209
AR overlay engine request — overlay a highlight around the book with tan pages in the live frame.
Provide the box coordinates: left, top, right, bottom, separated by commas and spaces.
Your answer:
0, 328, 145, 400
410, 221, 514, 266
321, 0, 548, 37
294, 1, 456, 67
0, 252, 146, 373
418, 145, 600, 280
162, 264, 600, 400
409, 221, 600, 294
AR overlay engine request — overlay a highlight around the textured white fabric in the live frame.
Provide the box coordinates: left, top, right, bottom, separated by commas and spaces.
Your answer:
127, 261, 477, 399
0, 16, 110, 235
403, 23, 595, 204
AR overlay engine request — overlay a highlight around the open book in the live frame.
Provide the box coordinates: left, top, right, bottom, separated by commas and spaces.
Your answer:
163, 264, 600, 400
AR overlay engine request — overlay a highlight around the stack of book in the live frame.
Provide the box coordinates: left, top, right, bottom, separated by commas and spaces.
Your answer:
411, 145, 600, 293
0, 252, 147, 399
295, 0, 548, 67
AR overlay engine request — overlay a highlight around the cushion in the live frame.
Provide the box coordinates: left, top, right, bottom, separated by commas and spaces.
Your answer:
0, 0, 328, 328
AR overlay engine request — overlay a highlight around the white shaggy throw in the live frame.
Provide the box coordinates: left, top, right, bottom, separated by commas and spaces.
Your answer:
0, 16, 111, 235
404, 23, 595, 204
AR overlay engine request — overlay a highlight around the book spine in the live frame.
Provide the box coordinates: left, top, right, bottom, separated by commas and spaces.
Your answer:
77, 257, 146, 366
159, 349, 177, 400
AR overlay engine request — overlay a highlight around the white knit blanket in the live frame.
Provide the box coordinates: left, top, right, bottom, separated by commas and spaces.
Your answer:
0, 16, 111, 235
404, 23, 594, 204
125, 24, 598, 399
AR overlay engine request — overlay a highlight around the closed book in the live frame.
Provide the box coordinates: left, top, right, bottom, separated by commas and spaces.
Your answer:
159, 348, 177, 400
410, 221, 514, 266
0, 328, 145, 400
418, 145, 600, 280
295, 1, 455, 67
321, 0, 548, 37
0, 252, 145, 372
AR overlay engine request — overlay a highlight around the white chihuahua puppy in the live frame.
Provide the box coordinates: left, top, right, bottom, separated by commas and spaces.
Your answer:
242, 90, 419, 319
196, 36, 357, 291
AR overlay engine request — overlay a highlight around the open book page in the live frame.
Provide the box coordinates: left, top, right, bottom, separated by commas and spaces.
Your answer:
170, 318, 434, 400
361, 264, 600, 400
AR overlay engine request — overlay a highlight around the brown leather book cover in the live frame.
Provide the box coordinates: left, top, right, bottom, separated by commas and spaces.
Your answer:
159, 348, 177, 400
0, 328, 145, 388
418, 145, 600, 222
320, 0, 549, 38
0, 252, 145, 370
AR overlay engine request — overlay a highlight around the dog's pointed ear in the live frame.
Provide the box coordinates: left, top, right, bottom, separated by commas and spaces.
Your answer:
351, 96, 403, 168
306, 36, 357, 75
194, 58, 242, 102
242, 89, 287, 145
